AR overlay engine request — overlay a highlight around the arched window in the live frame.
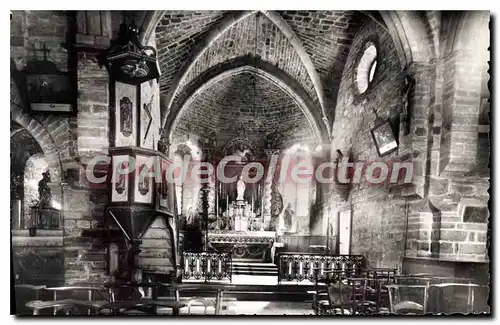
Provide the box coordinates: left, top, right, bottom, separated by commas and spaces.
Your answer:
356, 43, 377, 94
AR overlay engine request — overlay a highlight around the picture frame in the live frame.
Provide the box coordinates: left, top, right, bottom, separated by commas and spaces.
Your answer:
26, 73, 73, 113
371, 119, 398, 157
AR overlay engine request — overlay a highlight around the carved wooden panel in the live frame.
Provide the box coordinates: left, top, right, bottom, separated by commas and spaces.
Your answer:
114, 82, 137, 147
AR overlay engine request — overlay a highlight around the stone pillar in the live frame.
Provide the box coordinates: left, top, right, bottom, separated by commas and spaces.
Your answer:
263, 149, 280, 230
62, 10, 112, 286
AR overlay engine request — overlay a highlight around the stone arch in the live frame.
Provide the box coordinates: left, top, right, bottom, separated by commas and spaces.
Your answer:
260, 11, 330, 134
159, 10, 256, 128
142, 10, 328, 131
448, 11, 489, 55
379, 11, 434, 67
139, 10, 168, 44
10, 81, 63, 183
165, 56, 328, 145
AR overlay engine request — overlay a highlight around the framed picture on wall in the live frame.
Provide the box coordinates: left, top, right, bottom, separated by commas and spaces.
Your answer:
26, 73, 73, 113
371, 119, 398, 156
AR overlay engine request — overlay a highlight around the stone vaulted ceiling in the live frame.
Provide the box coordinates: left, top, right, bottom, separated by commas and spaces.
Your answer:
154, 10, 363, 147
173, 72, 315, 148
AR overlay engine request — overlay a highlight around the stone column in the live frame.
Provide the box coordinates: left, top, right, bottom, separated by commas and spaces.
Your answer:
263, 149, 280, 230
62, 10, 112, 286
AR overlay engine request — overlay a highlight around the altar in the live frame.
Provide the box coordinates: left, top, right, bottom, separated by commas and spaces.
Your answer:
206, 230, 276, 261
197, 135, 283, 262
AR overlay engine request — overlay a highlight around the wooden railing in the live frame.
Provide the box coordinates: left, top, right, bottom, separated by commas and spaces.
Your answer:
277, 252, 366, 283
182, 252, 232, 282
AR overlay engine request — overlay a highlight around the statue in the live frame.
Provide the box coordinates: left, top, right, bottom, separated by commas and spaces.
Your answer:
234, 144, 251, 162
236, 175, 246, 201
283, 203, 294, 232
120, 97, 133, 137
186, 206, 196, 225
38, 171, 52, 208
398, 70, 414, 136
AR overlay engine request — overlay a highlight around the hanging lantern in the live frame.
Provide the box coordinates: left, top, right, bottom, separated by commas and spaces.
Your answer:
105, 20, 160, 85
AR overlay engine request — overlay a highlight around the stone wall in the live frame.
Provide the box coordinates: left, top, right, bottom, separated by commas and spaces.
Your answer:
174, 72, 315, 148
10, 10, 115, 285
405, 12, 490, 263
329, 18, 409, 268
329, 12, 490, 268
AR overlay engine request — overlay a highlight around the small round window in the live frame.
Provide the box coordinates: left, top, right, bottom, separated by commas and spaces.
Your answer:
356, 43, 377, 94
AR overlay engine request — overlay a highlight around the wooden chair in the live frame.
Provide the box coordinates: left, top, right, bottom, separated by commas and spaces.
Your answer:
324, 280, 357, 315
311, 269, 344, 315
98, 301, 151, 315
45, 286, 108, 315
346, 277, 378, 315
394, 275, 434, 286
26, 299, 104, 315
186, 297, 211, 315
365, 269, 397, 313
429, 283, 480, 314
14, 284, 47, 315
386, 284, 429, 315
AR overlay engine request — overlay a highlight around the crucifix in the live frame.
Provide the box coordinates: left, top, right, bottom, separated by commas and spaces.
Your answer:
142, 94, 154, 145
32, 43, 50, 61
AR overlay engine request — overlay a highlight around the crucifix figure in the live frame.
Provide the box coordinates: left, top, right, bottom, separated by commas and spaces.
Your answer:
142, 94, 154, 145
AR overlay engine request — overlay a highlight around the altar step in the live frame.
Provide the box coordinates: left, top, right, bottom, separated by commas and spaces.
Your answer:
232, 261, 278, 277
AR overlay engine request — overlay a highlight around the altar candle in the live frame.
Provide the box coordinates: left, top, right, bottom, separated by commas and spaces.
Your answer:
226, 195, 229, 211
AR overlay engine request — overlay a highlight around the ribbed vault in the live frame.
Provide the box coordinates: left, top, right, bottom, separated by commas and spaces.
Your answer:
172, 71, 315, 149
139, 10, 436, 142
151, 10, 365, 143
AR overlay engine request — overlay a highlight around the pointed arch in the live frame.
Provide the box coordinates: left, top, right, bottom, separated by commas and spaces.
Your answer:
10, 79, 63, 183
165, 57, 328, 145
